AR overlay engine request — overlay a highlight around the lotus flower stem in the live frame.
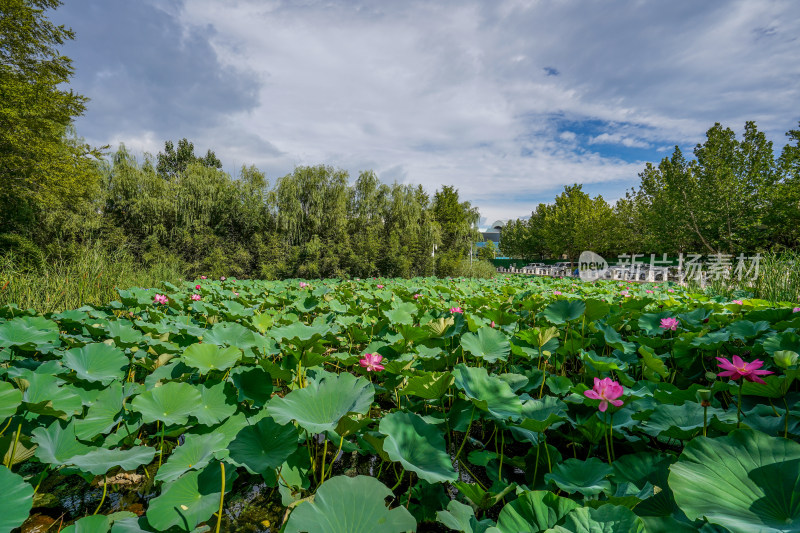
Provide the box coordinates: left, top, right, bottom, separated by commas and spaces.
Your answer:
454, 406, 476, 462
703, 405, 708, 437
390, 468, 405, 491
783, 398, 790, 438
456, 458, 488, 491
158, 421, 165, 469
324, 435, 345, 482
215, 462, 225, 533
532, 441, 540, 482
6, 423, 21, 470
93, 476, 107, 515
320, 437, 328, 484
736, 380, 743, 429
32, 466, 48, 495
544, 440, 552, 473
498, 431, 505, 481
0, 417, 12, 438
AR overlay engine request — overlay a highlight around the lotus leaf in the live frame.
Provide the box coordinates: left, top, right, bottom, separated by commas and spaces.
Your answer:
379, 411, 457, 483
669, 430, 800, 533
131, 382, 202, 425
62, 343, 128, 384
548, 505, 646, 533
452, 364, 522, 421
545, 457, 613, 497
180, 342, 242, 373
146, 462, 237, 532
228, 416, 299, 476
268, 371, 374, 434
284, 475, 416, 533
461, 327, 511, 363
0, 466, 33, 531
491, 490, 579, 533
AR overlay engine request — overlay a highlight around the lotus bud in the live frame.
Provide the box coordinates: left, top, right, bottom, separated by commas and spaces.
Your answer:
696, 389, 712, 407
773, 350, 799, 369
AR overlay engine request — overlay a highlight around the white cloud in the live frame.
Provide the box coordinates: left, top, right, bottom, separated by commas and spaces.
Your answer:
59, 0, 800, 222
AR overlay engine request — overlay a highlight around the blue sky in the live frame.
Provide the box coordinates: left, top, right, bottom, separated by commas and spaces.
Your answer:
51, 0, 800, 225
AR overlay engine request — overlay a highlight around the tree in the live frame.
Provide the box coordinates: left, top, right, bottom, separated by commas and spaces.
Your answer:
432, 186, 480, 275
477, 240, 497, 262
0, 0, 101, 235
156, 138, 222, 180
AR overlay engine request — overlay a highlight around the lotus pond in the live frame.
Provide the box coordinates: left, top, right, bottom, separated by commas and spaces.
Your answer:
2, 276, 800, 532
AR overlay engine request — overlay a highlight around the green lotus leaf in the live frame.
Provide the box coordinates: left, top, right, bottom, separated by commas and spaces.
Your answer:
638, 312, 675, 336
491, 490, 579, 533
378, 411, 457, 483
543, 300, 585, 325
727, 320, 771, 341
228, 416, 299, 476
69, 446, 156, 476
284, 475, 416, 533
597, 323, 636, 355
639, 403, 708, 440
452, 363, 522, 421
269, 322, 331, 349
0, 316, 60, 350
191, 382, 238, 426
639, 345, 670, 381
399, 372, 454, 400
545, 457, 613, 497
690, 330, 731, 350
14, 368, 80, 415
584, 299, 611, 322
229, 366, 273, 407
669, 430, 800, 533
62, 343, 128, 384
0, 465, 33, 532
0, 381, 22, 420
32, 421, 92, 464
106, 320, 145, 348
131, 382, 202, 425
146, 462, 236, 532
156, 433, 227, 483
268, 371, 374, 434
763, 332, 800, 356
437, 500, 495, 533
548, 505, 646, 533
75, 381, 125, 440
60, 515, 110, 533
384, 305, 415, 326
203, 322, 262, 349
180, 342, 242, 373
518, 396, 567, 432
461, 327, 511, 363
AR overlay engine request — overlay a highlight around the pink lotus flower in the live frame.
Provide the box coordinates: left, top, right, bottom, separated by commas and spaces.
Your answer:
668, 288, 675, 293
154, 294, 168, 305
377, 284, 384, 289
220, 276, 226, 281
195, 284, 201, 290
413, 293, 420, 299
359, 353, 384, 372
583, 377, 625, 412
733, 299, 743, 305
716, 355, 773, 384
450, 307, 463, 314
191, 294, 201, 301
646, 290, 654, 294
234, 292, 239, 296
200, 276, 207, 280
299, 282, 308, 288
490, 321, 496, 328
794, 307, 800, 313
660, 317, 679, 331
553, 290, 562, 295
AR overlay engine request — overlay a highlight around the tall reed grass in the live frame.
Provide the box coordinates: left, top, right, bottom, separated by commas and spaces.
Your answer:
698, 250, 800, 304
0, 244, 184, 313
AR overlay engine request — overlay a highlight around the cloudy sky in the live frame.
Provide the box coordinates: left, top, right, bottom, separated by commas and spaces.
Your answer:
52, 0, 800, 224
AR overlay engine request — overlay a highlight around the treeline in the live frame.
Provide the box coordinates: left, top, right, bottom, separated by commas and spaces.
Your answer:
3, 139, 482, 279
501, 121, 800, 261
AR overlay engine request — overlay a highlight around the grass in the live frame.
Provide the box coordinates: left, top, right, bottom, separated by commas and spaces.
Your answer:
697, 250, 800, 304
0, 244, 185, 313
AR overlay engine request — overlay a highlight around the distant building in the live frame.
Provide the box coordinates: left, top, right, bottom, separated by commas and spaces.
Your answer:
481, 220, 505, 244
